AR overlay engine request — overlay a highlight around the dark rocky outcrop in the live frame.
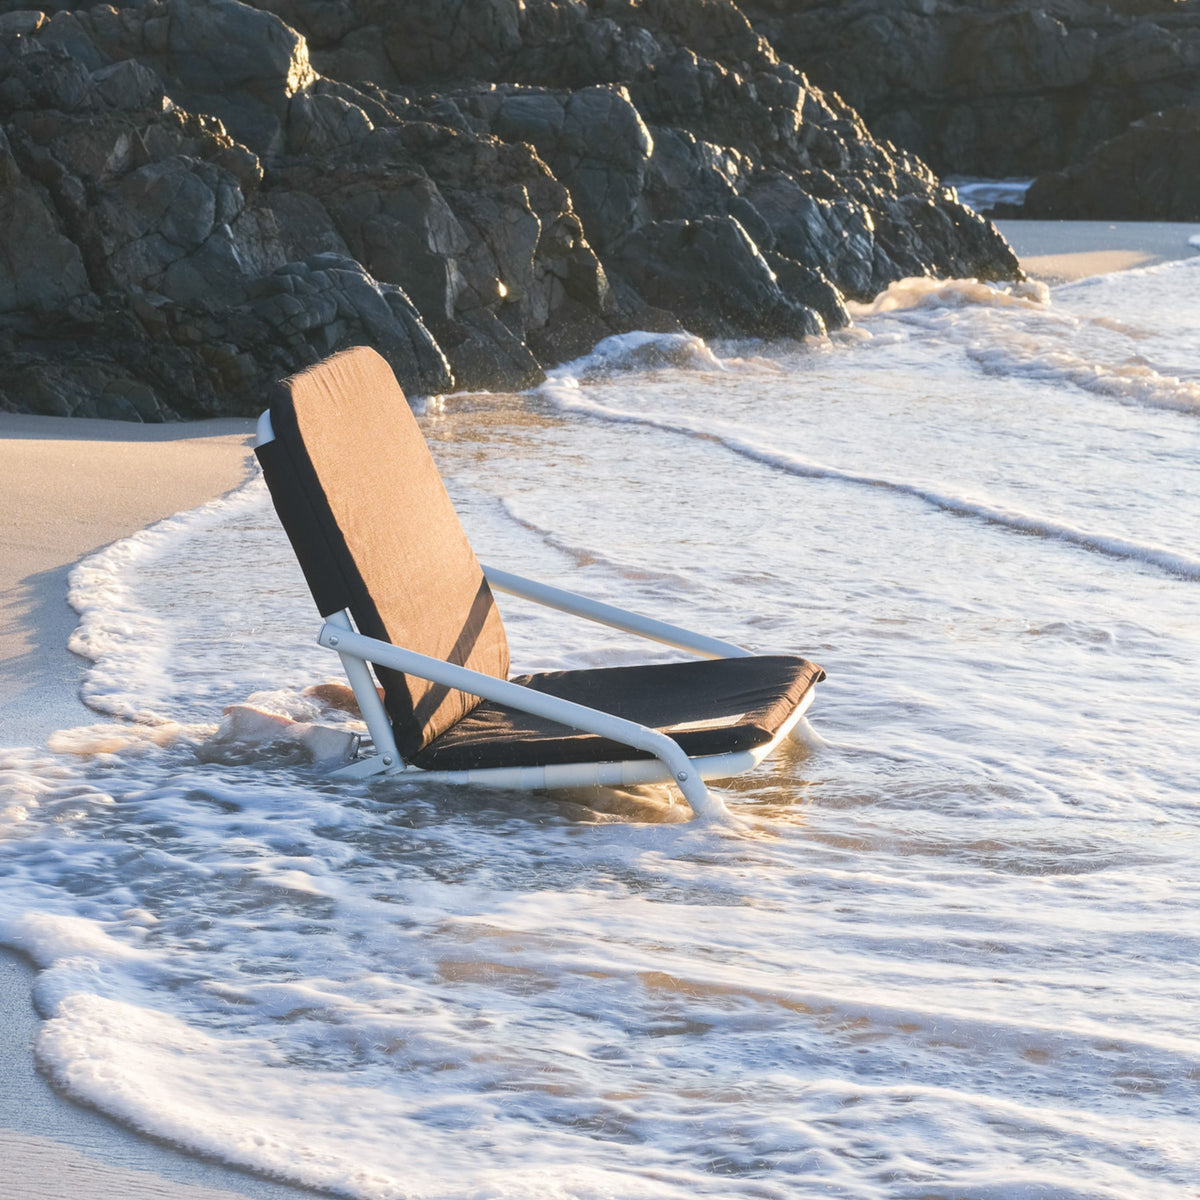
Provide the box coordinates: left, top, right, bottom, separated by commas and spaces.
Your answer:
741, 0, 1200, 180
1024, 104, 1200, 219
0, 0, 1018, 420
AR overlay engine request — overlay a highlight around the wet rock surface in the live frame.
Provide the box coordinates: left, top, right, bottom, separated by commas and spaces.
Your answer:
0, 0, 1018, 419
741, 0, 1200, 182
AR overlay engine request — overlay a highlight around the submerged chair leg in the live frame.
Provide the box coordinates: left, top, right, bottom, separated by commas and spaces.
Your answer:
325, 611, 401, 771
669, 766, 724, 820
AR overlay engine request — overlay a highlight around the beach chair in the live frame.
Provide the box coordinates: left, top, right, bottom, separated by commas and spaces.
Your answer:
254, 346, 824, 818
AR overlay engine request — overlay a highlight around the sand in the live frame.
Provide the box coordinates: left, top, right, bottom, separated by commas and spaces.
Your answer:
996, 218, 1200, 284
1, 415, 321, 1199
0, 415, 258, 747
1, 218, 1197, 1200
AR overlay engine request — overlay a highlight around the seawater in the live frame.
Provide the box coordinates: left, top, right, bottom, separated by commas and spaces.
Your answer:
1, 259, 1198, 1200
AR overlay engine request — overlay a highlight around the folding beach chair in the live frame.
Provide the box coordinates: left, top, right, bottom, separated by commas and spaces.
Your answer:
255, 346, 824, 818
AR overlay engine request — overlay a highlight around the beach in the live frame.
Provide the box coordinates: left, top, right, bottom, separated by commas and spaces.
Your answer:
0, 217, 1197, 1199
0, 416, 259, 748
998, 218, 1200, 283
0, 416, 322, 1200
7, 221, 1188, 750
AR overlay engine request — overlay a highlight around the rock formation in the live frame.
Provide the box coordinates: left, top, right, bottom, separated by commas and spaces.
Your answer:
1024, 105, 1200, 219
742, 0, 1200, 180
0, 0, 1018, 420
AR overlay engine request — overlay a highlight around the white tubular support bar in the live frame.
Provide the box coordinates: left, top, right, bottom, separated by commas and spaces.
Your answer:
324, 611, 401, 766
481, 564, 751, 660
316, 622, 723, 819
383, 752, 762, 792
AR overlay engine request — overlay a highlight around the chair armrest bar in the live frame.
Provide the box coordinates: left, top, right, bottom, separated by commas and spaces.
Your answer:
481, 564, 751, 660
316, 623, 723, 819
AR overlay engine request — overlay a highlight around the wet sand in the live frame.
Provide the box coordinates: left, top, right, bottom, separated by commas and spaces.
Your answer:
996, 218, 1200, 284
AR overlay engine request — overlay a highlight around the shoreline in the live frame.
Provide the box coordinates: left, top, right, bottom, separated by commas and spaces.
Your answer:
1, 216, 1198, 1200
995, 217, 1200, 283
1, 415, 323, 1199
0, 416, 258, 747
0, 948, 324, 1200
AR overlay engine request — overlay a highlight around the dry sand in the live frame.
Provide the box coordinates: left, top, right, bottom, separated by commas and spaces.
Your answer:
1, 218, 1198, 1200
996, 218, 1200, 283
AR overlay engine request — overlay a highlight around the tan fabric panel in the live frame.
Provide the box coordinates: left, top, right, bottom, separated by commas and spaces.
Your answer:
266, 346, 509, 757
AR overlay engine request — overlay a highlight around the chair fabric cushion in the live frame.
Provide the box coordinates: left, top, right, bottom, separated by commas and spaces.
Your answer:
409, 655, 825, 771
256, 346, 510, 758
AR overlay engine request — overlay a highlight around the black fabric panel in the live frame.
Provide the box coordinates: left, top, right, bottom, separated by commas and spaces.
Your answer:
256, 387, 369, 621
410, 655, 825, 771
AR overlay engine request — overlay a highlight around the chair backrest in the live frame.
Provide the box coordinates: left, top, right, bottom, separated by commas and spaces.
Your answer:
256, 346, 510, 759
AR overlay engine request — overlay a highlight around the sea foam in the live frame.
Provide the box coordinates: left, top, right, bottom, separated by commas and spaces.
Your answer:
0, 261, 1197, 1199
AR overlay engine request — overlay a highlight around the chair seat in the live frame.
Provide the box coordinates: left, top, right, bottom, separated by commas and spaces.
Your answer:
410, 655, 825, 771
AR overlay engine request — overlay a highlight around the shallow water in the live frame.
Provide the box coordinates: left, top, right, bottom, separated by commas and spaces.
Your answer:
1, 260, 1198, 1199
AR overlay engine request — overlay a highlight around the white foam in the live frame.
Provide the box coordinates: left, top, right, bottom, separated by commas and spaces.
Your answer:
846, 270, 1200, 416
847, 275, 1051, 316
67, 477, 271, 724
542, 329, 808, 392
32, 993, 689, 1200
556, 330, 727, 380
945, 177, 1035, 211
3, 911, 115, 968
966, 338, 1200, 413
540, 390, 1200, 579
207, 701, 360, 768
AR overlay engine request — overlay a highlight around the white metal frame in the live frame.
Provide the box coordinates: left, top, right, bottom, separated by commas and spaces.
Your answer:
257, 412, 816, 818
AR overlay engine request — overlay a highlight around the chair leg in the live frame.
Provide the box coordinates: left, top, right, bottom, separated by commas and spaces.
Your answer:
327, 611, 401, 768
674, 769, 725, 820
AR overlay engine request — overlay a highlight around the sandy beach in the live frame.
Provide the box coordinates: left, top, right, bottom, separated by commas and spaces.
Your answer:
0, 217, 1197, 1200
0, 415, 322, 1200
996, 218, 1200, 283
0, 416, 259, 748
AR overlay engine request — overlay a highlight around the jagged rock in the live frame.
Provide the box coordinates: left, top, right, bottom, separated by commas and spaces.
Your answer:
0, 0, 1022, 420
740, 0, 1200, 180
610, 215, 826, 338
2, 251, 451, 420
1024, 106, 1200, 220
8, 102, 279, 307
265, 120, 607, 389
0, 125, 92, 312
486, 84, 654, 250
764, 253, 849, 329
268, 0, 1016, 281
67, 0, 318, 156
247, 253, 452, 392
